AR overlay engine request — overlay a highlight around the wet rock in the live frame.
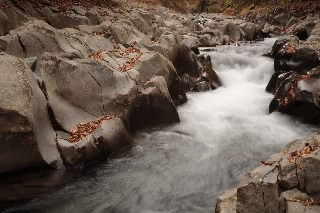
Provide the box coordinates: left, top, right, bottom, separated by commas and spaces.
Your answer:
266, 72, 282, 94
168, 72, 188, 106
268, 35, 299, 58
269, 67, 320, 123
126, 76, 180, 132
287, 47, 320, 75
192, 81, 211, 92
198, 54, 222, 89
173, 43, 202, 78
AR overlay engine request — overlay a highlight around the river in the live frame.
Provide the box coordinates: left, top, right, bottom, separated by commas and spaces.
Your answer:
2, 38, 319, 213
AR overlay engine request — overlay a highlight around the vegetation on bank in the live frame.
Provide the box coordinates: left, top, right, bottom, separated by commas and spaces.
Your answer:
11, 0, 320, 17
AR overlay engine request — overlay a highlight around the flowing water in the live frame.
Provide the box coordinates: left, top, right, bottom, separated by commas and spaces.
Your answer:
2, 39, 319, 213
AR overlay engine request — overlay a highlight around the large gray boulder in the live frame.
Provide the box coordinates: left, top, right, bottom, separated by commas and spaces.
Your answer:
239, 22, 257, 41
57, 117, 133, 166
269, 67, 320, 124
0, 20, 73, 58
48, 13, 90, 29
134, 52, 176, 86
130, 10, 154, 35
223, 22, 242, 42
35, 53, 138, 131
160, 33, 179, 61
126, 76, 180, 132
0, 53, 64, 173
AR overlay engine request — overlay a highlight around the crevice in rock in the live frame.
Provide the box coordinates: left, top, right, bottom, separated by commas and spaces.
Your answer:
36, 79, 69, 133
17, 33, 27, 58
63, 34, 85, 58
47, 105, 69, 133
9, 0, 28, 15
261, 184, 267, 213
86, 70, 105, 115
54, 131, 67, 169
295, 160, 301, 191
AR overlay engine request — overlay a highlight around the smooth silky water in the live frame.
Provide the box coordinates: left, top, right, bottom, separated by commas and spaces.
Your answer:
2, 39, 319, 213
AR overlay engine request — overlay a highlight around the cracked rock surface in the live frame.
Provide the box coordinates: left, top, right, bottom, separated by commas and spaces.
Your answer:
216, 135, 320, 213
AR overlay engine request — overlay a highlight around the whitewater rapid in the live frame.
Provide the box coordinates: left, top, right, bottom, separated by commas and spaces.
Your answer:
4, 38, 318, 213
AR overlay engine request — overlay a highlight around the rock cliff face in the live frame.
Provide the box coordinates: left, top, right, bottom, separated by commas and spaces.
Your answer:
0, 0, 265, 174
216, 14, 320, 213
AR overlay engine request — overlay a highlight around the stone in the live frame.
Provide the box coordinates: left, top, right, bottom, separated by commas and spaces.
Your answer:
199, 34, 212, 46
215, 188, 237, 213
198, 54, 222, 89
193, 81, 211, 92
94, 118, 133, 155
272, 13, 288, 27
237, 182, 265, 213
0, 53, 64, 173
48, 13, 90, 29
110, 24, 129, 44
168, 72, 188, 106
223, 22, 242, 42
126, 77, 180, 132
57, 118, 133, 166
286, 16, 298, 28
262, 168, 280, 213
239, 22, 257, 40
160, 33, 179, 61
182, 35, 201, 49
305, 152, 320, 194
35, 53, 137, 131
134, 52, 176, 87
268, 35, 299, 58
0, 9, 10, 36
173, 43, 202, 78
286, 201, 305, 213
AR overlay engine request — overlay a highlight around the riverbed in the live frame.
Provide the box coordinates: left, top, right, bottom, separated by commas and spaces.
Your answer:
2, 38, 319, 213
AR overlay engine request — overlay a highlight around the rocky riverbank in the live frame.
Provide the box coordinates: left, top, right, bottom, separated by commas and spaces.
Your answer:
216, 14, 320, 213
0, 0, 266, 175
